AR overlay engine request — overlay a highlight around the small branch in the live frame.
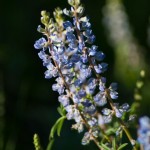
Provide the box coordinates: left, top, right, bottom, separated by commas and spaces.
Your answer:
106, 92, 137, 150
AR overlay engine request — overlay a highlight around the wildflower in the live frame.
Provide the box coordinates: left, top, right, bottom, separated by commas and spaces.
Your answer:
138, 116, 150, 150
34, 37, 47, 50
33, 0, 135, 148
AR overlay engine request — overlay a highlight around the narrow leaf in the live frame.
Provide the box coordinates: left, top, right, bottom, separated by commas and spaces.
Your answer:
100, 143, 110, 150
118, 143, 128, 150
57, 116, 66, 136
57, 107, 63, 116
57, 105, 66, 116
50, 116, 66, 139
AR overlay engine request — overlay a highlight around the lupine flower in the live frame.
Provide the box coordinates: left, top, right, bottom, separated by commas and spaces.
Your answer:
109, 83, 118, 99
138, 116, 150, 150
81, 132, 91, 145
114, 103, 129, 118
34, 0, 135, 148
34, 37, 47, 50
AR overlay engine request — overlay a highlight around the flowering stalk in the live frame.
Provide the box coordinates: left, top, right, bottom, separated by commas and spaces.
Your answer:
33, 0, 149, 149
68, 1, 137, 149
34, 4, 104, 150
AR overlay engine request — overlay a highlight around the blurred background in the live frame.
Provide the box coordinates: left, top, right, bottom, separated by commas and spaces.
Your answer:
0, 0, 150, 149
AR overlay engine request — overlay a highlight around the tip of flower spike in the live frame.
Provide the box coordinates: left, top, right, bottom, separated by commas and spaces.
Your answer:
41, 10, 50, 17
53, 7, 63, 16
68, 0, 80, 6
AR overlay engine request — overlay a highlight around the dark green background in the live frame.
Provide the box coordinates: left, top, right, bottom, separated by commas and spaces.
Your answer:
0, 0, 150, 150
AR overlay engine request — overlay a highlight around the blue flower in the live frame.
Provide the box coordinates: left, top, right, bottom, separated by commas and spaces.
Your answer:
58, 95, 70, 107
34, 37, 46, 49
65, 105, 82, 123
44, 62, 58, 78
89, 45, 97, 56
78, 64, 92, 81
94, 92, 107, 106
110, 91, 118, 99
99, 77, 106, 91
113, 103, 129, 118
83, 29, 93, 38
109, 83, 118, 99
72, 123, 84, 133
52, 77, 65, 94
38, 51, 51, 66
63, 21, 73, 29
109, 83, 118, 91
84, 104, 96, 115
87, 117, 97, 127
66, 32, 76, 42
81, 21, 91, 29
95, 51, 105, 61
86, 78, 97, 94
82, 132, 90, 145
138, 116, 150, 150
70, 54, 81, 63
102, 108, 112, 116
103, 114, 112, 123
86, 35, 96, 44
94, 63, 108, 74
81, 100, 92, 107
77, 90, 86, 98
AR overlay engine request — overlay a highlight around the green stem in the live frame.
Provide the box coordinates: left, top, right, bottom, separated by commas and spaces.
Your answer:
106, 94, 137, 150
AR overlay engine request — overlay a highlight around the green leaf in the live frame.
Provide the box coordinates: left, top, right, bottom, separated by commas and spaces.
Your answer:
57, 104, 66, 116
57, 117, 65, 136
57, 107, 63, 116
118, 143, 128, 150
50, 116, 66, 139
100, 143, 110, 150
47, 116, 66, 150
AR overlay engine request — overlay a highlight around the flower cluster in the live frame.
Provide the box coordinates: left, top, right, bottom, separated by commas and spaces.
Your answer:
33, 0, 143, 149
138, 116, 150, 150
